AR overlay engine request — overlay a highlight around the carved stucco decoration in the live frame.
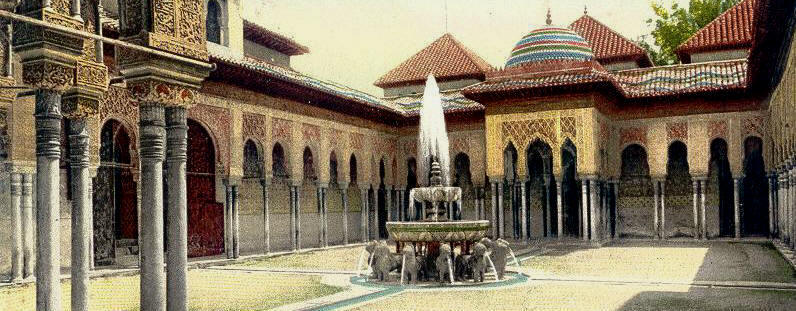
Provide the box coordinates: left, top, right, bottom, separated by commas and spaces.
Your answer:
271, 117, 292, 143
561, 116, 577, 140
241, 112, 268, 145
189, 103, 230, 174
96, 86, 139, 170
501, 118, 557, 149
119, 0, 208, 61
302, 123, 320, 142
127, 80, 197, 107
21, 61, 75, 91
349, 132, 363, 150
667, 122, 688, 142
743, 116, 766, 139
450, 136, 470, 157
620, 126, 648, 147
327, 128, 344, 153
708, 120, 728, 141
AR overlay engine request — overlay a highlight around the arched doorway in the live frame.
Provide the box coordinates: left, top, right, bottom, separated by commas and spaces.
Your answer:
503, 143, 518, 238
561, 139, 579, 237
187, 119, 224, 257
619, 144, 653, 238
302, 147, 318, 248
665, 141, 693, 238
242, 140, 263, 254
453, 153, 473, 220
271, 143, 291, 250
708, 138, 733, 237
743, 136, 769, 236
526, 140, 555, 238
93, 120, 137, 265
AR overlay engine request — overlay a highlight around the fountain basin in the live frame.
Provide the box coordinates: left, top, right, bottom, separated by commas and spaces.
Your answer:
386, 220, 490, 243
409, 187, 461, 203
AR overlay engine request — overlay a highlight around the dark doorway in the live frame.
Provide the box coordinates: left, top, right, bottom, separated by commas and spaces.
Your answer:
742, 136, 769, 236
619, 144, 653, 238
187, 120, 224, 257
453, 153, 473, 220
709, 138, 734, 237
527, 140, 555, 237
561, 139, 580, 237
407, 157, 418, 220
504, 143, 518, 238
378, 159, 388, 239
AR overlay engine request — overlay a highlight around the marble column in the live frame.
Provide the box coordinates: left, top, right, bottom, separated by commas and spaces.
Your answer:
783, 170, 790, 243
317, 186, 323, 247
790, 166, 796, 249
769, 174, 776, 238
491, 182, 498, 237
68, 119, 92, 311
232, 184, 240, 257
165, 107, 188, 311
612, 181, 619, 239
374, 187, 380, 239
699, 179, 707, 239
341, 183, 349, 245
22, 173, 34, 278
520, 180, 527, 240
498, 181, 505, 238
693, 180, 700, 239
290, 186, 297, 251
556, 180, 563, 239
33, 90, 63, 311
581, 179, 589, 241
660, 181, 666, 240
733, 177, 741, 239
386, 187, 392, 223
295, 185, 302, 250
224, 181, 233, 258
653, 179, 660, 240
139, 103, 166, 311
260, 179, 270, 253
361, 188, 368, 242
544, 176, 553, 237
10, 172, 22, 283
589, 179, 599, 241
322, 186, 328, 247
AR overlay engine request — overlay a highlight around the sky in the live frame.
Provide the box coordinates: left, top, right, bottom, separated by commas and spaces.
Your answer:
244, 0, 690, 95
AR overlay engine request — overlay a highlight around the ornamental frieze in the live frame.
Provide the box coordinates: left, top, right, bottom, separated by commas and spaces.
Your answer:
742, 116, 765, 138
449, 136, 469, 156
620, 126, 648, 147
667, 122, 688, 142
328, 129, 344, 151
127, 80, 197, 107
22, 61, 75, 91
561, 116, 577, 139
302, 123, 320, 141
349, 132, 364, 150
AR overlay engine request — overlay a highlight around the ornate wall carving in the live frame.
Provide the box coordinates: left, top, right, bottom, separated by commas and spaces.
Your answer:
667, 122, 688, 142
271, 118, 293, 143
302, 123, 320, 142
349, 132, 364, 150
708, 120, 727, 140
742, 116, 765, 138
561, 116, 577, 139
241, 112, 267, 143
500, 118, 557, 148
620, 126, 648, 147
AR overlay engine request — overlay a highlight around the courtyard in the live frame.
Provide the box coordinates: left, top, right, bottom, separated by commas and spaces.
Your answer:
2, 240, 794, 310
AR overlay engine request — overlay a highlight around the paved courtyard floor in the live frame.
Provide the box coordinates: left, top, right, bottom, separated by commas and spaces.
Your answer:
2, 240, 794, 310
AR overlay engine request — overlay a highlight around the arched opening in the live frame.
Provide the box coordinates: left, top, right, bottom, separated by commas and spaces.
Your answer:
243, 140, 263, 179
708, 138, 733, 237
742, 136, 769, 236
561, 139, 580, 237
301, 147, 319, 247
329, 151, 339, 186
377, 159, 387, 239
206, 0, 223, 44
303, 147, 316, 182
503, 142, 518, 238
187, 119, 223, 257
348, 154, 361, 241
241, 140, 264, 254
407, 157, 418, 220
93, 120, 137, 265
453, 153, 473, 220
526, 140, 555, 237
270, 142, 291, 250
272, 143, 289, 180
349, 155, 358, 185
619, 144, 653, 238
665, 141, 693, 238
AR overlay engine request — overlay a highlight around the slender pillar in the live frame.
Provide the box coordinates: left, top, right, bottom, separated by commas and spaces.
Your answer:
611, 181, 619, 239
290, 186, 297, 250
165, 107, 188, 311
589, 179, 599, 241
22, 173, 34, 278
341, 183, 349, 244
733, 177, 741, 239
699, 179, 707, 239
693, 180, 700, 239
791, 165, 796, 249
260, 179, 270, 253
10, 173, 22, 283
68, 119, 92, 311
783, 171, 790, 243
139, 103, 166, 311
317, 186, 323, 246
660, 181, 666, 240
374, 187, 380, 239
520, 180, 527, 240
296, 185, 302, 250
71, 0, 81, 18
491, 182, 498, 237
224, 181, 233, 257
769, 174, 776, 238
232, 184, 240, 257
653, 179, 660, 240
386, 187, 392, 223
581, 179, 589, 241
498, 181, 505, 238
360, 188, 368, 242
34, 90, 63, 311
544, 177, 553, 237
322, 186, 328, 247
556, 180, 563, 239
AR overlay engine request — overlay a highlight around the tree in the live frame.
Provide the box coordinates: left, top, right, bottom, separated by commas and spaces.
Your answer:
645, 0, 740, 65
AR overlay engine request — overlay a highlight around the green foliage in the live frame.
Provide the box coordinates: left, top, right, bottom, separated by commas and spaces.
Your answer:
645, 0, 741, 65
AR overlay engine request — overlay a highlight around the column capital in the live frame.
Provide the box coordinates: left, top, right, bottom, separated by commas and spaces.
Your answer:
259, 177, 271, 187
317, 182, 329, 189
338, 181, 349, 190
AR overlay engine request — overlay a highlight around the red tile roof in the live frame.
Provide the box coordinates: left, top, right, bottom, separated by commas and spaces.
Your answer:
243, 20, 310, 56
569, 14, 652, 67
374, 33, 493, 88
676, 0, 757, 60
